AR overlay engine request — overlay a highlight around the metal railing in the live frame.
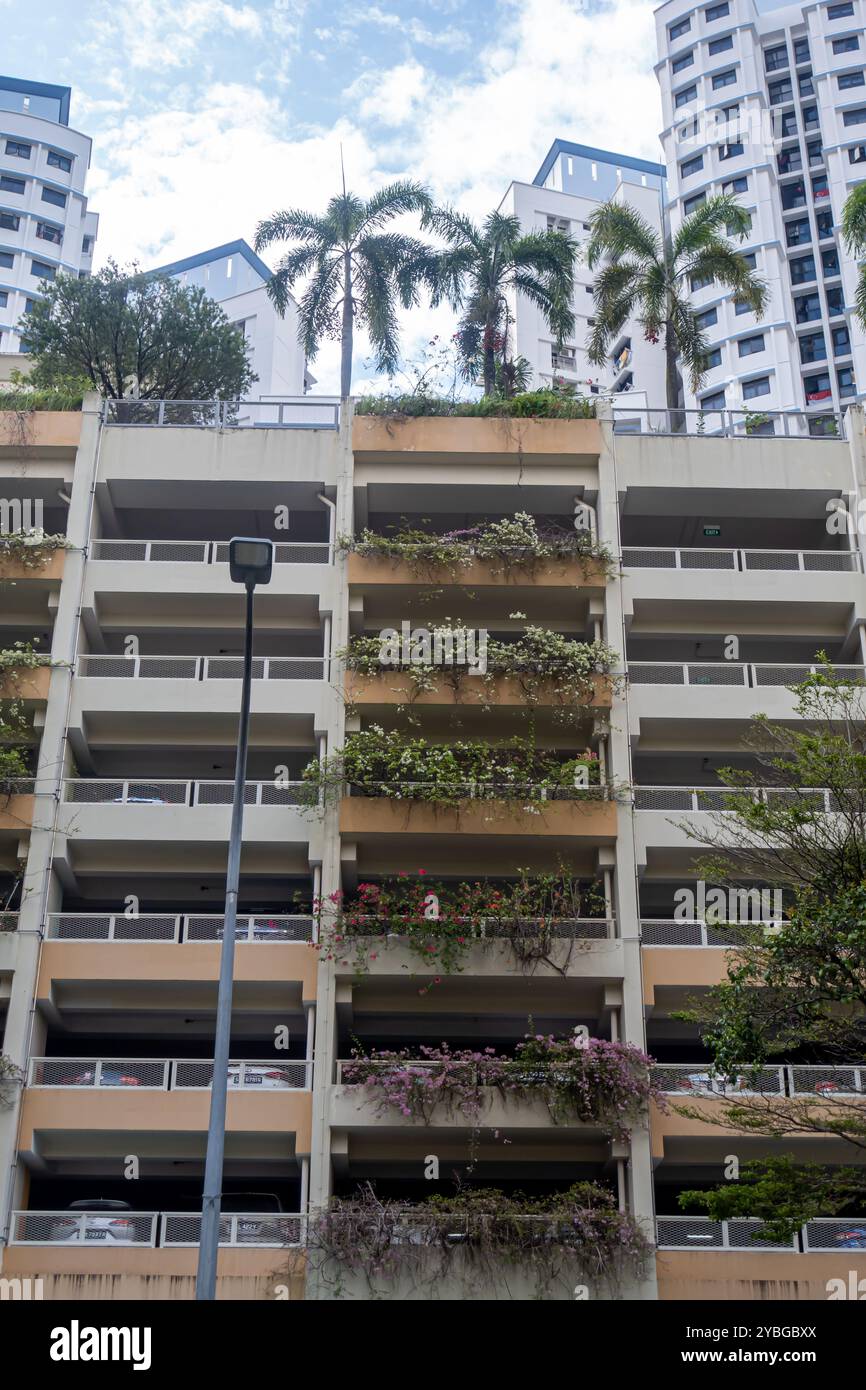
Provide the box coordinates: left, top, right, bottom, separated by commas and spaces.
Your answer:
802, 1219, 866, 1251
45, 913, 315, 942
612, 406, 847, 440
622, 546, 861, 573
89, 539, 330, 564
629, 661, 866, 687
77, 655, 325, 681
634, 784, 836, 812
788, 1065, 866, 1096
27, 1057, 311, 1090
0, 912, 18, 933
61, 779, 309, 806
653, 1064, 786, 1095
8, 1210, 304, 1248
641, 918, 751, 946
102, 397, 340, 430
656, 1217, 798, 1251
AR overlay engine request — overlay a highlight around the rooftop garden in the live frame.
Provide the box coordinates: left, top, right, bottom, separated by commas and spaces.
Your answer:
0, 388, 84, 413
354, 388, 596, 420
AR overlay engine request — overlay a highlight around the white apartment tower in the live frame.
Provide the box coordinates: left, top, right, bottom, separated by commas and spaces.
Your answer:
499, 141, 668, 405
655, 0, 866, 429
0, 76, 98, 357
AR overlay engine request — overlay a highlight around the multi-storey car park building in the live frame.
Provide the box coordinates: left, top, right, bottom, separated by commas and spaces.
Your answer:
655, 0, 866, 427
0, 76, 98, 362
1, 396, 866, 1299
500, 140, 668, 406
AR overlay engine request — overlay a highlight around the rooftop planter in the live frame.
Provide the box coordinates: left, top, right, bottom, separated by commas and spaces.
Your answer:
308, 1183, 650, 1299
0, 531, 70, 580
353, 389, 597, 420
0, 642, 53, 702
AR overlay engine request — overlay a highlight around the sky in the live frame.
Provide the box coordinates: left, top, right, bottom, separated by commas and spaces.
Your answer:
2, 0, 671, 392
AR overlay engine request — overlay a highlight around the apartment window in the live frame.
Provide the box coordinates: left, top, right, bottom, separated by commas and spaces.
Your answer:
780, 110, 798, 136
0, 212, 20, 231
741, 251, 757, 269
47, 150, 72, 172
719, 141, 744, 159
0, 290, 7, 308
705, 2, 730, 19
799, 331, 827, 362
41, 185, 67, 208
848, 143, 866, 163
684, 192, 707, 215
832, 324, 851, 354
742, 375, 771, 398
679, 116, 700, 141
713, 68, 737, 88
704, 346, 723, 368
807, 139, 824, 165
670, 16, 691, 40
36, 221, 62, 245
82, 234, 93, 253
786, 217, 811, 246
722, 175, 748, 194
0, 175, 25, 195
24, 297, 35, 312
843, 107, 866, 125
794, 38, 811, 64
805, 371, 832, 398
681, 153, 704, 177
781, 180, 807, 209
30, 258, 56, 281
827, 2, 855, 17
812, 176, 830, 200
769, 78, 793, 104
764, 45, 789, 72
833, 35, 860, 53
708, 35, 734, 55
826, 286, 844, 314
795, 291, 822, 323
734, 298, 752, 315
700, 389, 727, 410
5, 140, 31, 159
672, 50, 695, 73
838, 70, 865, 88
738, 333, 766, 356
691, 270, 714, 291
696, 307, 719, 329
838, 366, 857, 396
822, 247, 841, 273
778, 146, 802, 173
798, 72, 815, 96
0, 250, 13, 268
816, 210, 833, 238
802, 106, 820, 130
791, 254, 817, 283
675, 83, 698, 107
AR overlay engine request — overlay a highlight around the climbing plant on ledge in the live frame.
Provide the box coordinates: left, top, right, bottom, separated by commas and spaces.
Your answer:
0, 530, 71, 571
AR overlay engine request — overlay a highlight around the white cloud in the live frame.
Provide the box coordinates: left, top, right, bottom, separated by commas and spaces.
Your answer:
87, 0, 263, 71
352, 61, 431, 126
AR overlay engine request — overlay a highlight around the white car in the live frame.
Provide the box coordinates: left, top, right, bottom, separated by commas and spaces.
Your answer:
226, 1064, 295, 1089
50, 1200, 147, 1244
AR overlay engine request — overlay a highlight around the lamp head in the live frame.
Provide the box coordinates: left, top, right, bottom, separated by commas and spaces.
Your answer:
228, 537, 274, 587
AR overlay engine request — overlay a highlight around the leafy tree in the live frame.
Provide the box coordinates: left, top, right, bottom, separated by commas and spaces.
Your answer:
842, 182, 866, 331
254, 182, 432, 399
586, 194, 767, 410
21, 260, 255, 401
422, 209, 577, 397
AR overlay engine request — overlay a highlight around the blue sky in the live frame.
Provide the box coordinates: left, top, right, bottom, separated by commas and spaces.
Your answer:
2, 0, 667, 389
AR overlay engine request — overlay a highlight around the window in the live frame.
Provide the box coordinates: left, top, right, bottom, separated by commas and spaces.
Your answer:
838, 70, 865, 88
722, 176, 748, 194
5, 140, 31, 159
0, 250, 12, 268
734, 298, 752, 315
816, 210, 833, 237
826, 286, 844, 314
46, 150, 72, 172
832, 324, 851, 354
670, 16, 691, 40
741, 251, 757, 269
778, 146, 802, 173
802, 105, 820, 129
743, 375, 771, 398
681, 154, 704, 177
807, 139, 824, 165
764, 45, 789, 72
0, 212, 20, 231
769, 78, 793, 104
786, 217, 811, 246
827, 2, 855, 18
782, 180, 807, 209
780, 110, 798, 136
41, 186, 66, 208
795, 292, 822, 323
0, 175, 25, 195
672, 50, 695, 73
720, 141, 744, 159
30, 258, 56, 281
791, 254, 817, 283
798, 72, 814, 96
82, 235, 93, 253
843, 107, 866, 125
805, 371, 832, 398
24, 297, 35, 312
705, 346, 723, 368
838, 366, 857, 396
708, 35, 734, 55
36, 222, 62, 245
738, 334, 766, 356
0, 290, 7, 308
679, 116, 699, 141
833, 35, 860, 53
684, 192, 707, 215
799, 331, 827, 362
675, 83, 698, 107
848, 143, 866, 163
794, 38, 811, 64
700, 389, 727, 410
813, 176, 830, 199
696, 307, 718, 329
691, 270, 714, 291
705, 2, 730, 19
713, 68, 737, 88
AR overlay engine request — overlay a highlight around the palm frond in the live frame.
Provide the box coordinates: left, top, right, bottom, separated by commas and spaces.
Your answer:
296, 256, 342, 360
254, 209, 335, 253
358, 180, 432, 237
672, 194, 749, 258
842, 183, 866, 256
587, 200, 661, 270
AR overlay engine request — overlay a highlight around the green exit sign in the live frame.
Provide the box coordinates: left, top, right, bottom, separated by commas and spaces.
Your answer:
703, 525, 721, 537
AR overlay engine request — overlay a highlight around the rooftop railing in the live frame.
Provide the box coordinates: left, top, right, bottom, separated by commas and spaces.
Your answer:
9, 1210, 305, 1248
90, 539, 330, 564
27, 1057, 312, 1090
45, 913, 315, 942
634, 784, 837, 812
658, 1216, 866, 1252
629, 661, 865, 687
641, 918, 750, 946
102, 397, 340, 430
612, 406, 847, 440
655, 1063, 866, 1097
622, 546, 861, 573
77, 655, 325, 681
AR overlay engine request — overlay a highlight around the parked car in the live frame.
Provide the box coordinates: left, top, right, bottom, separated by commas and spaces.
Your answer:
49, 1199, 148, 1244
113, 786, 166, 805
55, 1065, 146, 1087
833, 1227, 866, 1249
226, 1064, 296, 1089
218, 1192, 288, 1245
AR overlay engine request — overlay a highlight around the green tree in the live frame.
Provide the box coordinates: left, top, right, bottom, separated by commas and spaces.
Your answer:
842, 182, 866, 331
254, 182, 432, 399
586, 195, 767, 411
422, 209, 577, 398
21, 260, 255, 401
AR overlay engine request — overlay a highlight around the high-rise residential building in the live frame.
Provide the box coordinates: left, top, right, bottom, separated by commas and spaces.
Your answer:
0, 76, 98, 359
499, 140, 668, 404
655, 0, 866, 427
1, 392, 865, 1300
151, 240, 310, 400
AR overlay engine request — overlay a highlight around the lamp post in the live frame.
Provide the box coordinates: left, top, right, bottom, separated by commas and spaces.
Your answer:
196, 537, 274, 1301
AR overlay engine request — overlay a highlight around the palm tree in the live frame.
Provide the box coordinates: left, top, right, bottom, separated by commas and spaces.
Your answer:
842, 183, 866, 331
254, 181, 432, 399
586, 195, 768, 411
422, 209, 577, 397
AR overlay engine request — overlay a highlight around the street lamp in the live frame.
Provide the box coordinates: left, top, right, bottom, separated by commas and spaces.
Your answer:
196, 537, 274, 1301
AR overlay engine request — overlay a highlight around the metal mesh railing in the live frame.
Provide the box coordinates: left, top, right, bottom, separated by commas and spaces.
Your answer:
28, 1058, 169, 1088
212, 541, 330, 565
183, 914, 315, 942
9, 1211, 158, 1246
63, 780, 191, 805
192, 780, 308, 806
201, 656, 324, 680
612, 406, 847, 440
172, 1059, 310, 1089
103, 397, 339, 430
45, 913, 315, 942
630, 661, 866, 688
640, 919, 751, 946
77, 655, 325, 681
622, 547, 737, 570
160, 1212, 305, 1247
0, 912, 19, 933
803, 1219, 866, 1251
656, 1217, 797, 1250
788, 1066, 865, 1096
90, 540, 210, 563
653, 1064, 785, 1095
622, 547, 860, 573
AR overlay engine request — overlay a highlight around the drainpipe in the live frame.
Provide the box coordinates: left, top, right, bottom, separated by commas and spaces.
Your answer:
317, 493, 336, 555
